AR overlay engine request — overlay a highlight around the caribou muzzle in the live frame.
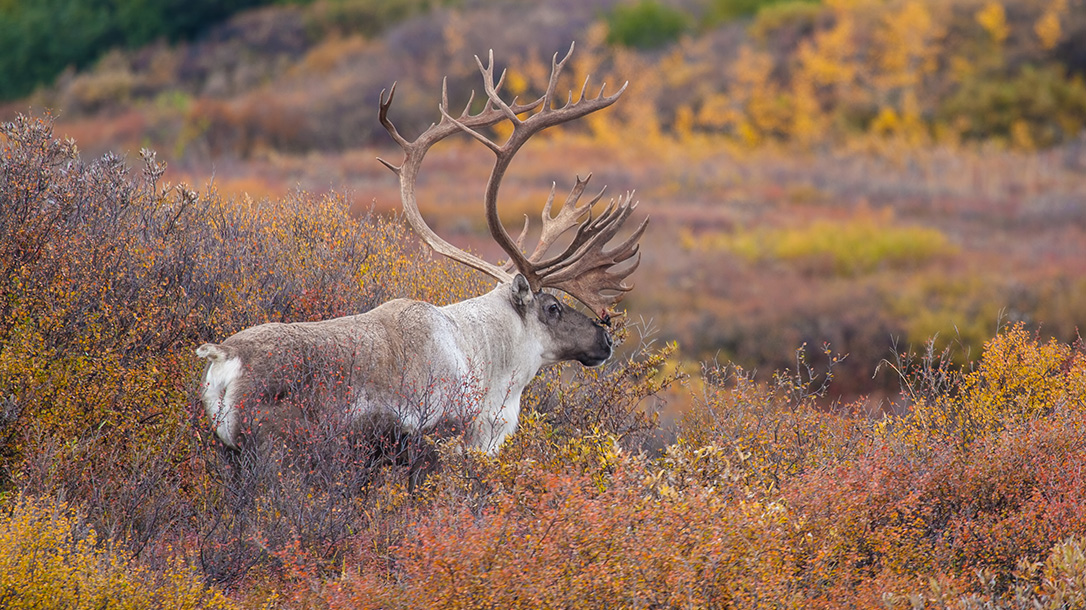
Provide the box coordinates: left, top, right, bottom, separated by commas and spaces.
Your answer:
577, 324, 614, 367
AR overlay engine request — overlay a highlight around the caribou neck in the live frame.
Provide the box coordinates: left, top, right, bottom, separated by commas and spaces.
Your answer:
439, 284, 545, 386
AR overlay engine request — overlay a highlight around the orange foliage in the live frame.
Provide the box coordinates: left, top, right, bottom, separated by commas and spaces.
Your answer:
5, 71, 1086, 607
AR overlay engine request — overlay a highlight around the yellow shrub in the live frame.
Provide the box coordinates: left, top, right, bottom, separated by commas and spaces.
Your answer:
684, 206, 954, 277
957, 323, 1072, 424
1034, 7, 1063, 50
434, 411, 624, 501
887, 323, 1077, 449
0, 497, 233, 609
975, 0, 1010, 44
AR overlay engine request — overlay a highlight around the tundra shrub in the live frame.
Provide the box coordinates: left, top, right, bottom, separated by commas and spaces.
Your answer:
884, 323, 1081, 450
677, 349, 863, 493
0, 496, 232, 609
332, 461, 798, 609
0, 114, 484, 583
0, 113, 483, 472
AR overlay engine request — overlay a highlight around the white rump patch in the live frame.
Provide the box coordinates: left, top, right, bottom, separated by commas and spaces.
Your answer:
200, 356, 243, 448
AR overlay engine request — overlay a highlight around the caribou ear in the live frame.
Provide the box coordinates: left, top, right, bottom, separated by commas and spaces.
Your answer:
511, 274, 533, 308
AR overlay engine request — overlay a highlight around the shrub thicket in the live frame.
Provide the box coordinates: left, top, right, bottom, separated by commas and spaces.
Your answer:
0, 113, 486, 591
3, 116, 1086, 607
324, 328, 1086, 608
0, 497, 232, 610
23, 0, 1086, 157
683, 206, 956, 278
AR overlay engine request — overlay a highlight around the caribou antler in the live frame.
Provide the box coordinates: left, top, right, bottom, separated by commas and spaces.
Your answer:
379, 42, 647, 318
378, 75, 542, 283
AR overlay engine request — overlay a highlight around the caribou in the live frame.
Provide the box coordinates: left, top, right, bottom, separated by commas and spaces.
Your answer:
196, 44, 646, 456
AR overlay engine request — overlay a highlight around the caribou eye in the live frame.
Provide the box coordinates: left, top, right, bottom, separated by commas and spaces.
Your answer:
547, 302, 561, 317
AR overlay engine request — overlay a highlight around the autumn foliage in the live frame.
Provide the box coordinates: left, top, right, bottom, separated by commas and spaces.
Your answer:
3, 0, 1086, 605
1, 113, 1085, 607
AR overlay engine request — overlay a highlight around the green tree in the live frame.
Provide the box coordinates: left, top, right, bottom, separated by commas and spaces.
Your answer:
706, 0, 817, 25
605, 0, 690, 49
0, 0, 268, 100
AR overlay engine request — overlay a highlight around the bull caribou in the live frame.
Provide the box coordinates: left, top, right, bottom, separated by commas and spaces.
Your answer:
196, 44, 646, 456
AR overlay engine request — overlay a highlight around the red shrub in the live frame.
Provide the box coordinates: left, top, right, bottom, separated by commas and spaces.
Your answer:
333, 461, 798, 609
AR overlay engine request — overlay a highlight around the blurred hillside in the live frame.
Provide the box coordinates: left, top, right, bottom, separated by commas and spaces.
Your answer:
0, 0, 274, 101
4, 0, 1086, 399
6, 3, 1086, 605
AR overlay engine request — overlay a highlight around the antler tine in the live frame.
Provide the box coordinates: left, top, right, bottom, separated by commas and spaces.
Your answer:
474, 50, 520, 125
525, 183, 560, 252
378, 72, 547, 284
501, 212, 533, 274
534, 188, 634, 273
440, 77, 449, 116
514, 214, 531, 253
437, 45, 631, 296
378, 83, 408, 153
540, 182, 559, 222
380, 46, 645, 317
578, 75, 591, 105
459, 88, 476, 118
539, 191, 649, 317
545, 42, 576, 108
524, 175, 600, 263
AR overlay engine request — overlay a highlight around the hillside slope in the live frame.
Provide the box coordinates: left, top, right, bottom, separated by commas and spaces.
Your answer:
5, 0, 1086, 397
